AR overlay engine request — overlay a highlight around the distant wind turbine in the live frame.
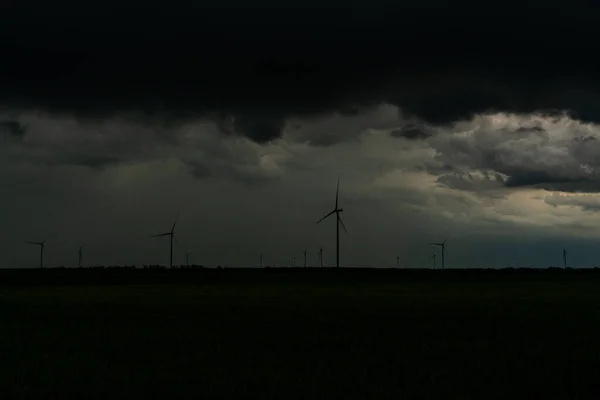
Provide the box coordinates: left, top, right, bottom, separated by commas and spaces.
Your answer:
319, 247, 324, 268
260, 253, 263, 268
563, 248, 567, 269
317, 176, 348, 268
429, 238, 448, 269
303, 248, 307, 268
292, 255, 296, 268
396, 256, 399, 269
431, 253, 436, 269
186, 252, 192, 266
25, 238, 47, 269
78, 246, 83, 268
150, 212, 179, 268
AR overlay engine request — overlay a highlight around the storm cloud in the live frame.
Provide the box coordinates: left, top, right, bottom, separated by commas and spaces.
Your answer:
425, 113, 600, 193
2, 2, 600, 143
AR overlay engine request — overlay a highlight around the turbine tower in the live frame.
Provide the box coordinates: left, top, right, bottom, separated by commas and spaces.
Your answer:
186, 252, 192, 266
319, 247, 324, 268
563, 248, 567, 269
292, 255, 296, 268
317, 176, 348, 268
396, 256, 399, 269
303, 248, 307, 268
431, 253, 437, 269
25, 238, 46, 269
260, 253, 263, 268
429, 238, 448, 269
78, 246, 83, 268
150, 212, 179, 269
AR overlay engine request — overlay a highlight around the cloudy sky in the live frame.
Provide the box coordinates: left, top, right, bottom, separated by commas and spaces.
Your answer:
3, 2, 600, 268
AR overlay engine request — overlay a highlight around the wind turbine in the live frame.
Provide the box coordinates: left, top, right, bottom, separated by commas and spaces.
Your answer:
150, 212, 179, 268
25, 238, 46, 269
186, 252, 192, 266
260, 253, 263, 268
563, 248, 567, 269
319, 247, 324, 268
292, 255, 296, 268
78, 246, 83, 268
396, 256, 400, 269
431, 253, 437, 269
317, 176, 348, 268
303, 248, 307, 268
429, 238, 448, 269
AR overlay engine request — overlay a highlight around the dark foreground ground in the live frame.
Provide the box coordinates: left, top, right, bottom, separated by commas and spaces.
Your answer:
1, 268, 600, 399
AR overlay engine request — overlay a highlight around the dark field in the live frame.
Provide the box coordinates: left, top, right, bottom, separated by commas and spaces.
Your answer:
2, 268, 600, 399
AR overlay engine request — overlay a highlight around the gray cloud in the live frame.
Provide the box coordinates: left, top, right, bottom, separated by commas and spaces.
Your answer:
436, 170, 507, 192
544, 193, 600, 212
428, 113, 600, 193
185, 159, 282, 185
41, 155, 124, 170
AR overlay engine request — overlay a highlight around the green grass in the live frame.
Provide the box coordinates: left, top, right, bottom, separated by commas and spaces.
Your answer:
1, 280, 600, 398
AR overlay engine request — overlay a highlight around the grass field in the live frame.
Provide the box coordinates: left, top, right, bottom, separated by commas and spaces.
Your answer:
1, 268, 600, 398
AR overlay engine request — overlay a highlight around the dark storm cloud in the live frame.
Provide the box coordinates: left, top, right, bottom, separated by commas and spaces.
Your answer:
0, 120, 26, 138
390, 124, 432, 140
231, 115, 286, 144
1, 2, 600, 143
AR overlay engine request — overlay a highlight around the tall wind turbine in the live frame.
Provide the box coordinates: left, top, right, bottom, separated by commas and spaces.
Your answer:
25, 238, 46, 269
396, 256, 400, 269
303, 248, 307, 268
260, 253, 263, 268
319, 247, 324, 268
292, 255, 296, 268
429, 238, 448, 269
78, 246, 83, 268
186, 252, 192, 266
317, 176, 348, 268
150, 213, 179, 268
563, 248, 567, 269
431, 253, 437, 269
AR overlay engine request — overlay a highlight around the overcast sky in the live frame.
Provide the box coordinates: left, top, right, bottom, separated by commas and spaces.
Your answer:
3, 2, 600, 268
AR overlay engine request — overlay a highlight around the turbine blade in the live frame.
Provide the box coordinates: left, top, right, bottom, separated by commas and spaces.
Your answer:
173, 234, 180, 243
25, 241, 39, 245
317, 209, 336, 224
338, 215, 348, 234
442, 237, 448, 245
150, 232, 171, 238
171, 212, 179, 232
